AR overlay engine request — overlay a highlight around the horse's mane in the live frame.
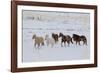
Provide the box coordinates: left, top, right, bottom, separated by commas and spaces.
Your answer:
73, 34, 80, 37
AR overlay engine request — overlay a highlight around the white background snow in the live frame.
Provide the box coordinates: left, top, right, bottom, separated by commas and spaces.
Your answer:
22, 10, 90, 62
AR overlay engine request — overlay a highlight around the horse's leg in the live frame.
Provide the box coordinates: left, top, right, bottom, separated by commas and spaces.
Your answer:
71, 38, 73, 44
64, 41, 66, 47
78, 41, 81, 45
37, 43, 40, 49
42, 42, 44, 46
84, 38, 87, 45
55, 40, 56, 43
83, 39, 86, 45
76, 41, 77, 45
51, 43, 54, 47
68, 41, 70, 46
83, 40, 85, 45
86, 40, 87, 45
47, 41, 49, 46
84, 40, 87, 45
34, 43, 36, 48
61, 42, 63, 47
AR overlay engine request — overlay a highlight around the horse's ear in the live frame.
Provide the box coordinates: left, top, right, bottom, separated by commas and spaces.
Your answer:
52, 33, 54, 34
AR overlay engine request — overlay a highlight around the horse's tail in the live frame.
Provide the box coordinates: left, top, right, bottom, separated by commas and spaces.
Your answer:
85, 37, 87, 45
71, 38, 73, 44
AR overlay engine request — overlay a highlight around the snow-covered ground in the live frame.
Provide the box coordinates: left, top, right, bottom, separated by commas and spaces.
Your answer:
22, 11, 90, 62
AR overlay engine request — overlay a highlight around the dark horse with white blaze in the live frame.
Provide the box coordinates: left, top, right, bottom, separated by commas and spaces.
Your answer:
72, 34, 87, 45
59, 33, 73, 46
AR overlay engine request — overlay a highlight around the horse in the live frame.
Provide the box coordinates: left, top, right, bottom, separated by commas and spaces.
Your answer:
45, 34, 55, 47
80, 35, 87, 45
59, 33, 73, 47
52, 33, 59, 43
72, 34, 81, 45
32, 34, 44, 48
72, 34, 87, 45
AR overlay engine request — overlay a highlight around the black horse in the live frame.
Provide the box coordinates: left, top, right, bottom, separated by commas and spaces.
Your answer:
59, 33, 73, 47
52, 33, 59, 43
72, 34, 87, 45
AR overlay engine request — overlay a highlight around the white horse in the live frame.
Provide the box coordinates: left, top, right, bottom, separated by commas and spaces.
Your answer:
32, 34, 44, 48
45, 34, 55, 47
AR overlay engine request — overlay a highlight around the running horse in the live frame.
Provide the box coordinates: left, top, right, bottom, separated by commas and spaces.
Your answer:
59, 33, 73, 46
72, 34, 87, 45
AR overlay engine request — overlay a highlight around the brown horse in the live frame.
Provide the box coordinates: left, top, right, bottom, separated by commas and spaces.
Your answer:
80, 35, 87, 45
72, 34, 87, 45
52, 33, 59, 43
59, 33, 73, 47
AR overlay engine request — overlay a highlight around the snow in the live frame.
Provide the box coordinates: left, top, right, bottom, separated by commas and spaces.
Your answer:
22, 10, 90, 62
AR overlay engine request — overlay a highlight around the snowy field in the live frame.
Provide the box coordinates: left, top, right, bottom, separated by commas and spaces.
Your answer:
22, 10, 90, 62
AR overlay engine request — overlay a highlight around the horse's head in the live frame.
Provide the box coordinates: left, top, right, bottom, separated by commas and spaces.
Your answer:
52, 33, 54, 37
59, 33, 63, 37
72, 34, 75, 38
32, 34, 36, 39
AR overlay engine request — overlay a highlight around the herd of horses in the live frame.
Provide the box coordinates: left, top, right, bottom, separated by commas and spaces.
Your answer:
32, 33, 87, 48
